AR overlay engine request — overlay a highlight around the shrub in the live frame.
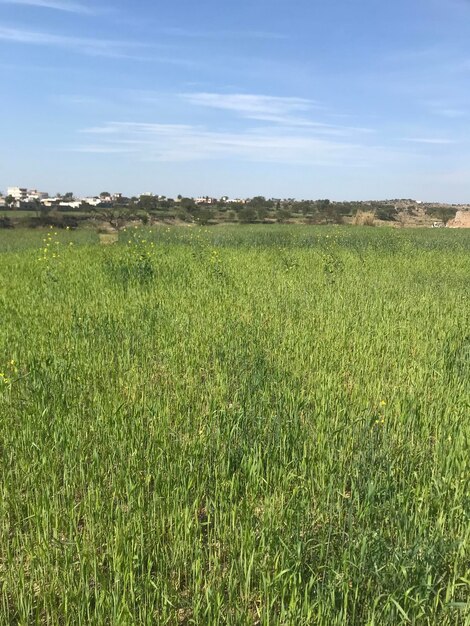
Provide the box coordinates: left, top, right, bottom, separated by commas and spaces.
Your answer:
354, 211, 376, 226
239, 207, 258, 223
0, 216, 13, 229
375, 206, 398, 221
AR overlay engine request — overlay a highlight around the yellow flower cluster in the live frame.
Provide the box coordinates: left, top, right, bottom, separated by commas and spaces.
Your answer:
39, 227, 60, 263
0, 360, 17, 388
210, 249, 220, 262
126, 231, 155, 252
0, 372, 10, 385
374, 400, 386, 426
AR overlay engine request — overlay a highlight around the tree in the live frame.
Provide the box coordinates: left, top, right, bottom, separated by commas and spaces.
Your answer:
298, 201, 311, 216
276, 207, 291, 223
375, 206, 398, 221
429, 206, 457, 225
93, 207, 138, 231
5, 195, 15, 209
257, 206, 269, 221
137, 195, 158, 211
197, 208, 214, 225
63, 192, 74, 201
180, 197, 196, 211
100, 192, 111, 199
31, 198, 43, 217
249, 196, 266, 207
27, 199, 56, 226
316, 199, 330, 211
239, 207, 257, 223
248, 196, 275, 211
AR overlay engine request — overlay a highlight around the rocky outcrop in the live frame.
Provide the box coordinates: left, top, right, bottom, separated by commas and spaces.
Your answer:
448, 210, 470, 228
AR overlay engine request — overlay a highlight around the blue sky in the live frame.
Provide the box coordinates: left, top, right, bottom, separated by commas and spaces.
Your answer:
1, 0, 470, 201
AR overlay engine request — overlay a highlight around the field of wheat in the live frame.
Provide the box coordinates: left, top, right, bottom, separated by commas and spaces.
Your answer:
0, 225, 469, 625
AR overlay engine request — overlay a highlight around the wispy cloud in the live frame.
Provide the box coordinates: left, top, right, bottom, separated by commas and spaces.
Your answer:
71, 144, 140, 154
0, 0, 94, 14
181, 92, 372, 134
155, 27, 287, 40
73, 120, 396, 166
425, 100, 467, 118
107, 15, 286, 41
0, 25, 192, 63
183, 92, 315, 117
0, 26, 136, 57
400, 137, 457, 145
433, 108, 467, 118
383, 46, 442, 65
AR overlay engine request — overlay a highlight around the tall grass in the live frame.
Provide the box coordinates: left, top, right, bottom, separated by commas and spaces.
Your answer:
0, 226, 469, 624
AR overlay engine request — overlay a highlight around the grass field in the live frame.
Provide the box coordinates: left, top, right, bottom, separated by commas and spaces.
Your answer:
0, 225, 469, 624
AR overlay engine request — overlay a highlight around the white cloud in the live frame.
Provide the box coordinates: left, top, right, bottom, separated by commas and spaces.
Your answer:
181, 92, 372, 134
425, 100, 467, 118
0, 26, 131, 56
183, 92, 313, 116
400, 137, 457, 145
434, 108, 467, 118
0, 0, 94, 13
0, 26, 187, 62
73, 121, 396, 166
71, 144, 140, 154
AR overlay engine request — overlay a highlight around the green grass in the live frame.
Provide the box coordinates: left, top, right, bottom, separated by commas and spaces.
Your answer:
0, 225, 469, 625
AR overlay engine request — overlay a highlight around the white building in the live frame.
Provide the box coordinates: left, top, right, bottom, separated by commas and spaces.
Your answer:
41, 197, 60, 207
82, 197, 102, 207
59, 201, 83, 209
195, 196, 216, 204
226, 198, 247, 204
7, 187, 48, 203
7, 187, 28, 202
27, 189, 49, 201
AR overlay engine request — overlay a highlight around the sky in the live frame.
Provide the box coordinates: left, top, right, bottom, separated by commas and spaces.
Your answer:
1, 0, 470, 201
